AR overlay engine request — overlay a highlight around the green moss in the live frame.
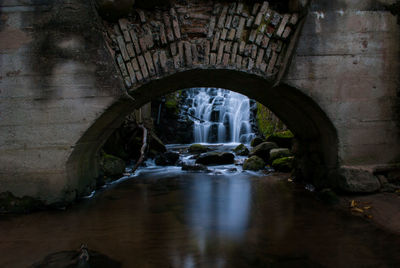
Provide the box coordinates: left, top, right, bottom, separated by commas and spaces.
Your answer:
243, 156, 265, 171
188, 144, 208, 153
256, 103, 287, 138
268, 130, 294, 139
272, 156, 294, 172
233, 143, 249, 156
164, 91, 182, 114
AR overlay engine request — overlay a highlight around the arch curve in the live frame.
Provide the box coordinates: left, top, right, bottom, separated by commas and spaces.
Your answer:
66, 69, 338, 196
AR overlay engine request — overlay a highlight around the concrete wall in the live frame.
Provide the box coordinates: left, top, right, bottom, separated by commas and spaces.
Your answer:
284, 0, 400, 166
0, 0, 123, 202
0, 0, 399, 203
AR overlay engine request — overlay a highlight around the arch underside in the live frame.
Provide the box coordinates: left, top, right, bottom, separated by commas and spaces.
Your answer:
67, 68, 338, 195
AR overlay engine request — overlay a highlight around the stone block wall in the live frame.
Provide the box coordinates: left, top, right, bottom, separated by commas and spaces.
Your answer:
104, 1, 300, 90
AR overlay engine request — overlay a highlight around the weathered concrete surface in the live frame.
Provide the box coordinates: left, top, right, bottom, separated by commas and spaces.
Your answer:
0, 0, 399, 203
0, 0, 123, 203
284, 0, 400, 166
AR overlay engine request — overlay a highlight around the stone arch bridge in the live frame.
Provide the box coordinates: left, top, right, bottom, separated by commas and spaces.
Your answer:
0, 0, 399, 204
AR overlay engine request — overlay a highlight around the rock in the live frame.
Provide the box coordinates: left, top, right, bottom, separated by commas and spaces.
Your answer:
182, 163, 210, 172
250, 137, 264, 147
0, 191, 44, 213
100, 151, 125, 178
195, 152, 235, 165
155, 152, 180, 166
249, 142, 278, 161
266, 130, 294, 148
333, 167, 381, 193
31, 248, 121, 268
243, 156, 265, 171
269, 148, 292, 162
233, 143, 249, 156
272, 156, 294, 172
188, 144, 208, 153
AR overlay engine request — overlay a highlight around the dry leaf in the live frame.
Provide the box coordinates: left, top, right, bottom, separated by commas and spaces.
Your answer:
351, 207, 364, 213
350, 200, 356, 208
363, 206, 371, 210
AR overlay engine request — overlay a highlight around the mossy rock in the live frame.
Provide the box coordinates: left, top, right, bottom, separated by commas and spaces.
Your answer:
100, 151, 125, 178
249, 142, 278, 161
233, 143, 249, 156
250, 137, 264, 147
188, 144, 208, 153
272, 156, 294, 172
269, 148, 292, 162
266, 130, 294, 149
195, 152, 235, 165
243, 156, 265, 171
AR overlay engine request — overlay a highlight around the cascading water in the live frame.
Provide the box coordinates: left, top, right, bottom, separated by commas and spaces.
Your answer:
185, 88, 255, 144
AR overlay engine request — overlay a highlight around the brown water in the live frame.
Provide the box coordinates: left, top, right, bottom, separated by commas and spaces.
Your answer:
1, 172, 400, 267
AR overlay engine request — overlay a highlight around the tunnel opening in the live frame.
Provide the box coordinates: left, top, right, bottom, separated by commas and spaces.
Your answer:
66, 69, 338, 198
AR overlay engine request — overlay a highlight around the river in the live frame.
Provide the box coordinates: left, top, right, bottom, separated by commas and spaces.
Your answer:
1, 145, 400, 267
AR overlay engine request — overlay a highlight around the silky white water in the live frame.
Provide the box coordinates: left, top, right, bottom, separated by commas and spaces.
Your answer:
186, 88, 255, 144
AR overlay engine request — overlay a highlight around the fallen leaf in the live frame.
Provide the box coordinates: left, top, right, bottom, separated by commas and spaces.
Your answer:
350, 200, 356, 208
363, 206, 371, 210
351, 207, 364, 213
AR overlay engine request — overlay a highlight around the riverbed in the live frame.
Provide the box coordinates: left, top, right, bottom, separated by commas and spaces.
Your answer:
1, 161, 400, 267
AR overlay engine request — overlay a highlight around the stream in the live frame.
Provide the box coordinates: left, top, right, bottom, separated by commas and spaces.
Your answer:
1, 144, 400, 267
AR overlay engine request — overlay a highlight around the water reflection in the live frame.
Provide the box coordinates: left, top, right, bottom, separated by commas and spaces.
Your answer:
187, 175, 250, 241
2, 173, 400, 267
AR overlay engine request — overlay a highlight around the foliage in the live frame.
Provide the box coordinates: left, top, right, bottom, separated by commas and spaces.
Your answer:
256, 103, 287, 138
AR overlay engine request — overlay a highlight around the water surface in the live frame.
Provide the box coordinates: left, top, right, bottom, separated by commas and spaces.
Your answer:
1, 171, 400, 267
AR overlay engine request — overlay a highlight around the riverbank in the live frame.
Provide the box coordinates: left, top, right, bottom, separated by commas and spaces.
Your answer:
337, 192, 400, 235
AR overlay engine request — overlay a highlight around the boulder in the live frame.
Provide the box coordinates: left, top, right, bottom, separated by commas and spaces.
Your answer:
195, 152, 235, 165
249, 142, 278, 161
272, 156, 294, 172
233, 143, 249, 156
100, 152, 125, 177
333, 167, 381, 193
182, 163, 210, 172
243, 156, 265, 171
250, 137, 264, 147
269, 148, 292, 162
188, 144, 208, 153
155, 152, 180, 166
266, 130, 294, 149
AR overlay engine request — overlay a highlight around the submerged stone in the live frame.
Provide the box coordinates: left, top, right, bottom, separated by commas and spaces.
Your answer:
181, 163, 210, 172
188, 144, 208, 153
243, 156, 265, 171
155, 152, 180, 166
195, 152, 235, 165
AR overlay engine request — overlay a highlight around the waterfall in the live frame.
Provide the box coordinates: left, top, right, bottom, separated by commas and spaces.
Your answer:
185, 88, 255, 144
